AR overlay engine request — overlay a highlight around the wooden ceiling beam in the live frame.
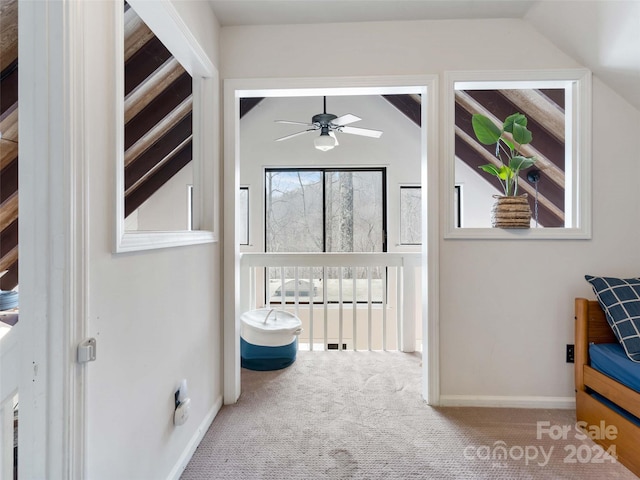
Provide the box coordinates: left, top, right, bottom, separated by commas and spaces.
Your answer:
455, 90, 565, 189
0, 101, 18, 144
0, 259, 17, 291
125, 57, 184, 123
240, 98, 264, 118
125, 95, 192, 167
0, 0, 18, 73
125, 113, 192, 189
461, 89, 565, 169
0, 156, 17, 203
498, 89, 565, 143
0, 59, 18, 117
124, 36, 172, 96
0, 245, 17, 273
382, 94, 421, 126
0, 192, 18, 232
125, 140, 192, 217
125, 72, 192, 149
124, 4, 155, 62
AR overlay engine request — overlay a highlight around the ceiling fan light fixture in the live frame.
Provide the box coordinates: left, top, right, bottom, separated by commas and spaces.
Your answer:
314, 131, 336, 152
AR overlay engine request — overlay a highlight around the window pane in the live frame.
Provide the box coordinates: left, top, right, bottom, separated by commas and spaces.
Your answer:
400, 186, 421, 245
325, 170, 384, 252
239, 187, 249, 245
265, 170, 323, 252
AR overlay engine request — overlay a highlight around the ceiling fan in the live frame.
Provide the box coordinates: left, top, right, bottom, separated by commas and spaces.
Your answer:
275, 96, 383, 151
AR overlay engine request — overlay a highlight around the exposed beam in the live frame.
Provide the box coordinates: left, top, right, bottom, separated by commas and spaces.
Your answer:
125, 72, 192, 149
240, 97, 264, 118
0, 138, 18, 172
0, 156, 18, 203
125, 113, 192, 189
0, 0, 18, 73
126, 135, 192, 196
125, 95, 192, 167
499, 89, 565, 143
125, 57, 184, 123
124, 4, 155, 62
0, 259, 17, 291
382, 94, 421, 126
125, 140, 193, 217
0, 218, 17, 256
0, 245, 17, 273
461, 89, 565, 169
124, 35, 172, 96
0, 59, 18, 116
0, 101, 18, 143
455, 90, 565, 189
0, 192, 17, 232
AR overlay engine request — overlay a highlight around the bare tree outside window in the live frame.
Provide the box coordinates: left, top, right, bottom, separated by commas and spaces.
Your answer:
265, 168, 386, 303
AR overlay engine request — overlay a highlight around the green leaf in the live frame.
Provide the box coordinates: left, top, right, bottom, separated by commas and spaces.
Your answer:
497, 165, 512, 181
472, 114, 502, 145
509, 156, 536, 171
503, 113, 527, 133
478, 164, 502, 177
511, 123, 533, 145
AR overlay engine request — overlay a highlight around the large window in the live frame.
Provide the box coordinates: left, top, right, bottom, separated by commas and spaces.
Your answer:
265, 168, 386, 303
266, 168, 386, 253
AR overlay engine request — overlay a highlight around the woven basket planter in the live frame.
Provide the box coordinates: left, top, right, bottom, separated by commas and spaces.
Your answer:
491, 194, 531, 229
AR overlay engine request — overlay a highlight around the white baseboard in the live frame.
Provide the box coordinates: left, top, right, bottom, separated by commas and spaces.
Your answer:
167, 394, 223, 480
439, 394, 575, 410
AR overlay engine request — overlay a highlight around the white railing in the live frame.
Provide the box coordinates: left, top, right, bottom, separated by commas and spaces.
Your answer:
240, 252, 421, 352
0, 323, 19, 479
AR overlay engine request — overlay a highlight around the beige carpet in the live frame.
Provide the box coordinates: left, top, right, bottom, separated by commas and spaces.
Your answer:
181, 351, 637, 479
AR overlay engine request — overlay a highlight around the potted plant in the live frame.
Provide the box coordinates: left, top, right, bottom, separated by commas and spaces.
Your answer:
471, 112, 536, 228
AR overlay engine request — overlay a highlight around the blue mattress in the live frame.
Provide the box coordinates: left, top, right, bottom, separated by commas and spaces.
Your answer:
589, 343, 640, 393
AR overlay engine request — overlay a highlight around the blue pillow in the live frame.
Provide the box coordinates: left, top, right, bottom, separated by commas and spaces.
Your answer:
585, 275, 640, 363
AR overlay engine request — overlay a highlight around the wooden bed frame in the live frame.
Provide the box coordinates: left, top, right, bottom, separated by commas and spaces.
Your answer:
575, 298, 640, 476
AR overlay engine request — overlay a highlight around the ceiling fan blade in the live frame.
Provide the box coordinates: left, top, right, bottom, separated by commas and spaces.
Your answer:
275, 120, 314, 126
339, 126, 383, 138
329, 131, 339, 146
275, 129, 315, 142
332, 114, 361, 126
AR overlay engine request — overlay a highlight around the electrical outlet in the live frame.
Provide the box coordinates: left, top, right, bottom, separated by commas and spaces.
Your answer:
566, 344, 574, 363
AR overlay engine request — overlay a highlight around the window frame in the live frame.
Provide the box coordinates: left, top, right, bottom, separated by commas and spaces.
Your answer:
443, 69, 592, 239
264, 167, 388, 253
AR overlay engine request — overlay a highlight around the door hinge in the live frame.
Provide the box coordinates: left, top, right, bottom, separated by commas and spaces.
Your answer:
77, 338, 97, 363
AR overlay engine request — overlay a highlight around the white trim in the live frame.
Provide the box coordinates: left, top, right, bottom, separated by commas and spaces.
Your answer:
167, 396, 223, 480
442, 69, 592, 239
223, 75, 440, 405
18, 1, 89, 477
115, 1, 218, 253
126, 0, 214, 77
440, 395, 575, 410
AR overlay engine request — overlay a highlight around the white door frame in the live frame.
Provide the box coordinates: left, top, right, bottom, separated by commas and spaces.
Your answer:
223, 75, 440, 405
18, 1, 88, 477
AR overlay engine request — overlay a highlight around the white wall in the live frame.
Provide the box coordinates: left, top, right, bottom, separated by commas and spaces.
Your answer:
82, 2, 222, 478
222, 18, 640, 405
240, 95, 421, 252
135, 163, 193, 231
